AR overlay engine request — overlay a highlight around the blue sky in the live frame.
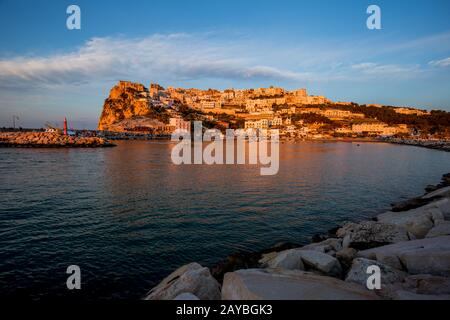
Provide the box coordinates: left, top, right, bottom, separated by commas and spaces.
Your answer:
0, 0, 450, 129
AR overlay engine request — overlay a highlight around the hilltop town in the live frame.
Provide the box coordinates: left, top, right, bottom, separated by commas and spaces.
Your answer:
98, 81, 450, 140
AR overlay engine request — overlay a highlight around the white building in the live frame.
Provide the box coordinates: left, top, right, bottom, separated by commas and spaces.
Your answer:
170, 117, 191, 132
201, 100, 220, 110
245, 119, 269, 129
271, 117, 283, 126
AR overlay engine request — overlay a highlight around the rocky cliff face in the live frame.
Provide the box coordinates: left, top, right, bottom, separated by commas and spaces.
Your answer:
98, 81, 160, 131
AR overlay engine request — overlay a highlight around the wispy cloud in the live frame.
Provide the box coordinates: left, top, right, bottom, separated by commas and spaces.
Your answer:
429, 57, 450, 67
0, 34, 316, 89
0, 32, 439, 91
350, 62, 420, 77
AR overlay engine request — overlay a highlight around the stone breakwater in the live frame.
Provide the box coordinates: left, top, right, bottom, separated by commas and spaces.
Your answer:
144, 174, 450, 300
0, 132, 115, 148
381, 137, 450, 152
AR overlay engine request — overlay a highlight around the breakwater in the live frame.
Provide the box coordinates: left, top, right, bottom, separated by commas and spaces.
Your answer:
381, 137, 450, 152
0, 132, 115, 148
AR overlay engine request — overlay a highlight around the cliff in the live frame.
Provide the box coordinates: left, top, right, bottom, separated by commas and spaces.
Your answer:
98, 81, 168, 131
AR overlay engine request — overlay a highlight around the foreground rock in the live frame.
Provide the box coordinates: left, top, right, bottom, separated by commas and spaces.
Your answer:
336, 221, 409, 250
173, 293, 200, 300
221, 269, 379, 300
358, 236, 450, 276
211, 242, 300, 282
422, 186, 450, 200
0, 132, 115, 148
298, 250, 342, 277
377, 198, 449, 238
403, 274, 450, 295
426, 221, 450, 238
335, 248, 358, 270
260, 248, 342, 277
145, 263, 221, 300
391, 290, 450, 300
300, 238, 342, 255
378, 274, 450, 300
345, 258, 407, 287
259, 249, 305, 270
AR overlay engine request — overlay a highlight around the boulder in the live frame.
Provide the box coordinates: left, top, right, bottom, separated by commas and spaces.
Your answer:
345, 258, 407, 287
300, 238, 342, 255
145, 262, 221, 300
391, 290, 450, 300
336, 221, 409, 249
420, 198, 447, 218
336, 248, 358, 270
297, 250, 342, 277
259, 251, 278, 265
426, 221, 450, 238
403, 274, 450, 295
358, 236, 450, 276
212, 242, 299, 281
259, 249, 305, 270
221, 269, 379, 300
391, 197, 431, 212
422, 186, 450, 200
377, 201, 447, 238
259, 248, 341, 276
173, 293, 200, 300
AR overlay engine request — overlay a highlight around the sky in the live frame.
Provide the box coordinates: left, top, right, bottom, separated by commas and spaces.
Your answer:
0, 0, 449, 129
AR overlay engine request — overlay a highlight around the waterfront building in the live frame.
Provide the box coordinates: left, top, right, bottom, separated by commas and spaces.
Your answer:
352, 122, 388, 134
271, 117, 283, 126
245, 119, 270, 129
322, 109, 365, 120
170, 117, 191, 132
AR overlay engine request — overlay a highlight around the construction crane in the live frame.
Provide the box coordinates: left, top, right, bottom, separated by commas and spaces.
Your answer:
12, 115, 19, 129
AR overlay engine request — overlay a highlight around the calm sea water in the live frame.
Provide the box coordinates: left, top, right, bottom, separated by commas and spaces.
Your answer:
1, 141, 449, 300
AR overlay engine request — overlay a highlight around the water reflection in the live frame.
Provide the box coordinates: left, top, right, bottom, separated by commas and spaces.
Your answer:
0, 141, 449, 299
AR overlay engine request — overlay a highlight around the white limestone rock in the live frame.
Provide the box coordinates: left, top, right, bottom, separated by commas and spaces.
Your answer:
345, 258, 407, 287
298, 250, 342, 277
358, 236, 450, 276
403, 274, 450, 295
221, 269, 379, 300
300, 238, 343, 255
259, 249, 305, 270
422, 186, 450, 200
391, 290, 450, 300
336, 248, 358, 269
378, 198, 450, 238
426, 221, 450, 238
336, 221, 409, 249
174, 293, 200, 300
145, 262, 221, 300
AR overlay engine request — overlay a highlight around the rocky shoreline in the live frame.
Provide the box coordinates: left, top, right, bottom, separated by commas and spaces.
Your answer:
144, 173, 450, 300
0, 132, 116, 148
381, 137, 450, 152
